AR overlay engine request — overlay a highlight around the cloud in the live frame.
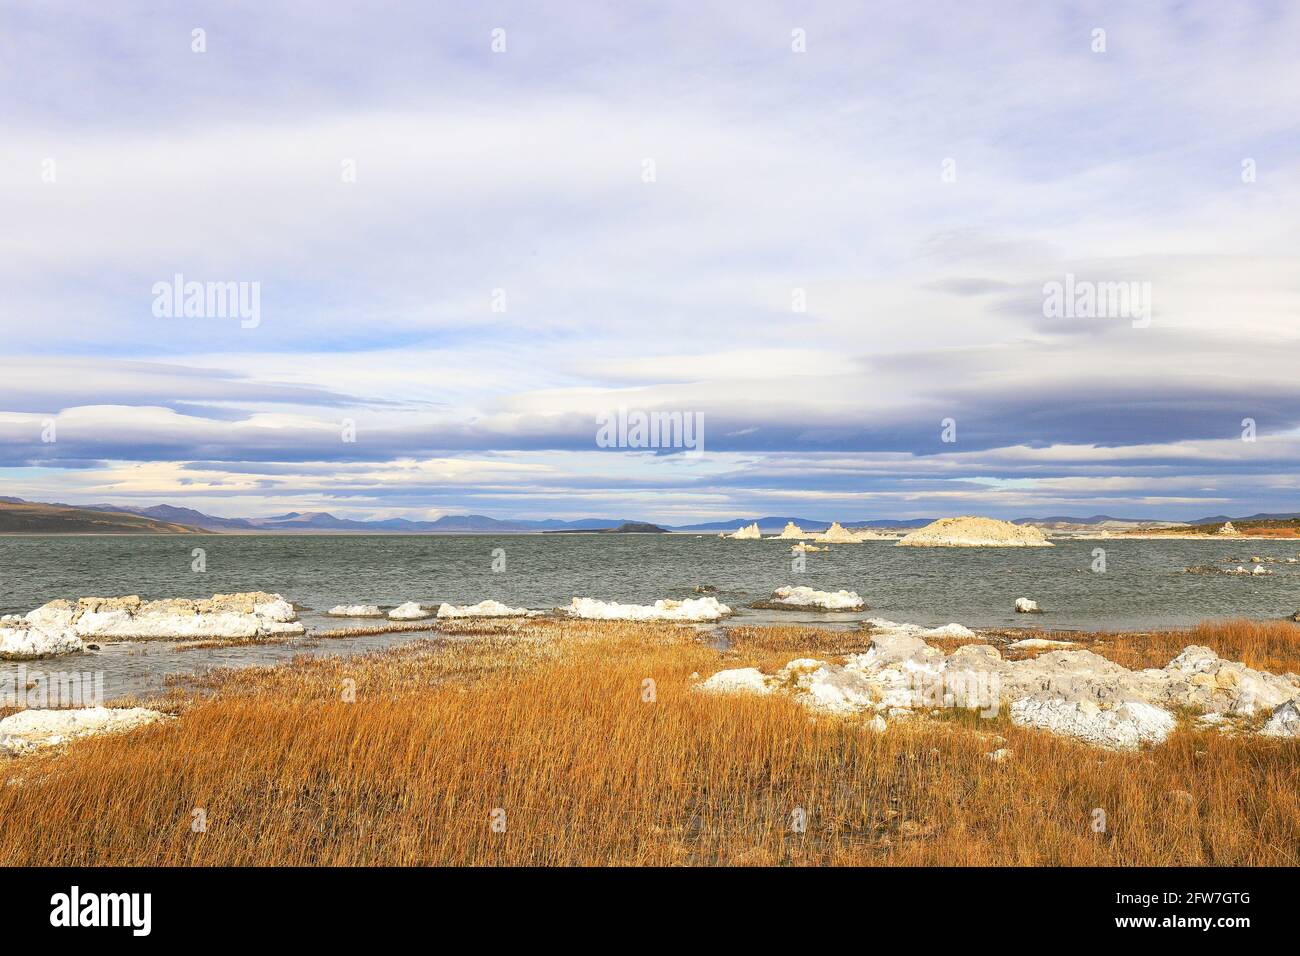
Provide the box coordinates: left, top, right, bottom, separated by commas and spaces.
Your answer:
2, 2, 1299, 519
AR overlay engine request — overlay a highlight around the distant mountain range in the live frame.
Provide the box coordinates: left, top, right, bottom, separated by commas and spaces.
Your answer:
0, 498, 205, 534
1, 497, 1294, 534
85, 503, 643, 533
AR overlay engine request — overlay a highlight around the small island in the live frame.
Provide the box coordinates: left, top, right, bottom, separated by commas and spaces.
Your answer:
544, 522, 669, 534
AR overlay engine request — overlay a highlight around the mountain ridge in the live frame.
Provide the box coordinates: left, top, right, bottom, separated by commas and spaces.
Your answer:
2, 497, 1293, 534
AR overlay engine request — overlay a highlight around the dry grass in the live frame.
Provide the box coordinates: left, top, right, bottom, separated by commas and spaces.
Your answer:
0, 618, 1296, 866
1005, 619, 1300, 673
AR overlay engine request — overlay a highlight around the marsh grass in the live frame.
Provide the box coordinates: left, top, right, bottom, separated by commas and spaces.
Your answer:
1003, 619, 1300, 672
0, 619, 1295, 866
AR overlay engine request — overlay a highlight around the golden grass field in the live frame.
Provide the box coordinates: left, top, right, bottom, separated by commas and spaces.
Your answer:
0, 617, 1296, 866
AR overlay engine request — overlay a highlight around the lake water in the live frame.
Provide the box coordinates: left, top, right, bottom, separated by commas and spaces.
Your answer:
2, 534, 1297, 700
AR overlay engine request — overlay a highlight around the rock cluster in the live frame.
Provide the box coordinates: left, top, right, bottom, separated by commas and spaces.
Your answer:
0, 593, 303, 658
763, 586, 865, 610
565, 596, 731, 621
813, 521, 884, 543
697, 619, 1300, 749
436, 600, 539, 618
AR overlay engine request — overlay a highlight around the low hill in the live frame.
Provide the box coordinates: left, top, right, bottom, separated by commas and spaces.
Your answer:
0, 500, 205, 534
1145, 517, 1300, 538
545, 521, 668, 534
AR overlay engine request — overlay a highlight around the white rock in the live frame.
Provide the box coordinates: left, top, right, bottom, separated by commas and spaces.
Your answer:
984, 748, 1013, 763
773, 521, 810, 540
1260, 699, 1300, 738
866, 715, 887, 733
436, 600, 539, 618
767, 586, 865, 610
923, 623, 977, 639
897, 516, 1054, 548
697, 668, 771, 695
0, 707, 167, 754
723, 523, 762, 540
0, 619, 85, 659
1007, 637, 1076, 650
1, 592, 304, 657
564, 596, 730, 622
327, 605, 384, 618
1014, 598, 1041, 613
1010, 697, 1176, 750
388, 602, 431, 620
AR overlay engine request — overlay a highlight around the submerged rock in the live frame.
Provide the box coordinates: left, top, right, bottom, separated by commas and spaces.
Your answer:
765, 586, 865, 611
388, 602, 431, 620
436, 600, 539, 618
1, 592, 303, 658
0, 707, 168, 754
565, 596, 730, 622
327, 605, 384, 618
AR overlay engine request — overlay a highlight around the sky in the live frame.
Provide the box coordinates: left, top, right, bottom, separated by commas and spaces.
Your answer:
2, 1, 1299, 523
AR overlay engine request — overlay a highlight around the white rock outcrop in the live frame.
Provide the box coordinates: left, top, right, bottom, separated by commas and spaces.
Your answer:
564, 596, 731, 622
1007, 637, 1076, 650
897, 516, 1053, 547
864, 618, 977, 640
1010, 697, 1176, 749
813, 521, 859, 543
0, 707, 168, 754
695, 622, 1300, 749
0, 614, 85, 659
327, 605, 384, 618
766, 586, 865, 610
811, 521, 887, 543
388, 602, 431, 620
723, 523, 762, 540
1217, 521, 1240, 535
436, 600, 540, 618
1260, 699, 1300, 738
1014, 598, 1041, 613
1, 592, 303, 658
697, 667, 772, 695
773, 522, 810, 540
